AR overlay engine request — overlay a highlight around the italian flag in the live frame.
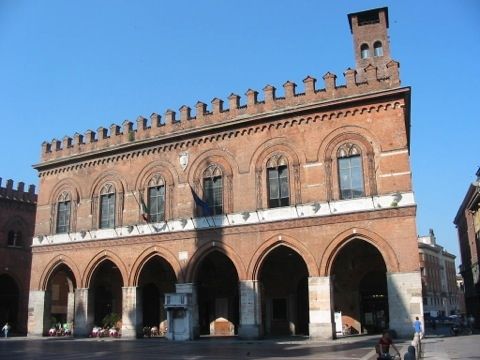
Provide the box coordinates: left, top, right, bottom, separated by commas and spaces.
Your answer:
140, 195, 149, 222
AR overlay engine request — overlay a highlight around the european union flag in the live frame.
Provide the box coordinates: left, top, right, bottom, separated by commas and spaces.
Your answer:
190, 185, 212, 217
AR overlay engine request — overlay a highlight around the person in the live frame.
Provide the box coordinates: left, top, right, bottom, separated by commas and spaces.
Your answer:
413, 317, 423, 338
2, 323, 10, 339
468, 314, 475, 329
376, 330, 400, 359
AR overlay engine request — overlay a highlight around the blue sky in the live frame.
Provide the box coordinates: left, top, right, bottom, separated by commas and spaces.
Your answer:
0, 1, 478, 262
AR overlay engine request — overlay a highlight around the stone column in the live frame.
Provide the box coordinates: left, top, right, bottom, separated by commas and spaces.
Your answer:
176, 283, 198, 339
387, 272, 423, 337
74, 288, 93, 337
121, 286, 142, 338
27, 290, 48, 336
308, 276, 334, 339
238, 280, 262, 339
66, 292, 75, 325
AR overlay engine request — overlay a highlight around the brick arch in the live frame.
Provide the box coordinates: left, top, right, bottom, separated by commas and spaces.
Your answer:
184, 241, 247, 283
248, 234, 319, 280
82, 250, 128, 288
187, 150, 237, 214
134, 160, 178, 190
47, 178, 82, 204
38, 255, 81, 292
129, 245, 184, 286
319, 227, 400, 276
319, 127, 380, 201
89, 171, 127, 198
249, 138, 303, 208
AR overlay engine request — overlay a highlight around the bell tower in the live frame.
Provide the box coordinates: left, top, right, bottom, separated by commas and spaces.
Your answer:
348, 7, 392, 82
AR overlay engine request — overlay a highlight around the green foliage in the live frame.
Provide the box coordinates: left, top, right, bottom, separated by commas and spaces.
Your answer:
102, 313, 121, 329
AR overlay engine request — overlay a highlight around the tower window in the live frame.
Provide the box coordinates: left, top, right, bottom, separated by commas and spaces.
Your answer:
357, 11, 380, 26
360, 44, 369, 59
374, 41, 383, 57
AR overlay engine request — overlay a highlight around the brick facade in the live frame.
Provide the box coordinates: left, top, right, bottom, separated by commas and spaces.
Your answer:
0, 178, 37, 335
29, 7, 422, 339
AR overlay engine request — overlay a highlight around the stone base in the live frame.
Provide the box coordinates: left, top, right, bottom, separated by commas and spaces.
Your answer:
309, 323, 334, 339
238, 324, 262, 339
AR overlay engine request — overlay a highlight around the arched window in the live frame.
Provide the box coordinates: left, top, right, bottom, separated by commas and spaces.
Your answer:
267, 154, 289, 208
203, 164, 223, 215
147, 175, 165, 222
374, 41, 383, 57
360, 44, 370, 59
99, 183, 115, 229
56, 191, 71, 233
7, 230, 22, 247
337, 143, 365, 199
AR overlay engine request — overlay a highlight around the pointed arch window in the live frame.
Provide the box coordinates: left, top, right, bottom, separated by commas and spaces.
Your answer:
147, 175, 165, 223
360, 43, 370, 59
374, 41, 383, 57
99, 183, 116, 229
7, 230, 22, 247
203, 164, 223, 215
337, 144, 365, 199
267, 154, 289, 208
56, 191, 71, 234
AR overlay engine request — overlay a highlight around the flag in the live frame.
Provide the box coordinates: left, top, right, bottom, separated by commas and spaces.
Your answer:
140, 194, 149, 222
190, 185, 211, 217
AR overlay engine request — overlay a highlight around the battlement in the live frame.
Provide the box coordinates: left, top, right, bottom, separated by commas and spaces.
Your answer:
0, 177, 37, 203
39, 62, 400, 163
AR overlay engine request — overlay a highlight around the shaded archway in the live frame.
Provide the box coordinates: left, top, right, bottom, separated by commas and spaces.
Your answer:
196, 251, 239, 336
258, 246, 309, 336
137, 256, 176, 334
331, 239, 388, 335
0, 274, 19, 333
90, 260, 123, 327
45, 264, 76, 332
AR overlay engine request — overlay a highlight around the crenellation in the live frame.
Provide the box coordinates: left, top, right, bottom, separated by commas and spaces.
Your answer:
0, 177, 37, 203
38, 61, 401, 162
283, 80, 297, 99
303, 76, 316, 97
211, 98, 224, 115
17, 181, 25, 193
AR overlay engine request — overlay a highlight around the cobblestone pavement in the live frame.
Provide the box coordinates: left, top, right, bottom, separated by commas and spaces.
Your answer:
422, 332, 480, 360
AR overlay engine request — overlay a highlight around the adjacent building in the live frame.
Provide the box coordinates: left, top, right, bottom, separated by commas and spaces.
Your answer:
418, 229, 459, 318
28, 7, 423, 339
455, 168, 480, 327
0, 178, 37, 335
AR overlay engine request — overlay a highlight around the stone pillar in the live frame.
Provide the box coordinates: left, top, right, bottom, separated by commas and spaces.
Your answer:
387, 272, 423, 337
308, 276, 334, 339
27, 290, 48, 336
238, 280, 262, 339
176, 283, 198, 339
121, 286, 142, 338
67, 292, 75, 325
74, 288, 93, 337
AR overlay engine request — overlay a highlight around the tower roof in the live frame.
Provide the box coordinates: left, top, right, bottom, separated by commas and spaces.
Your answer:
348, 7, 389, 33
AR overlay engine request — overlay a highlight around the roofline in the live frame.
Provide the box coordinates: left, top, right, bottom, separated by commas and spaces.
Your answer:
348, 7, 389, 33
33, 86, 411, 172
454, 182, 480, 224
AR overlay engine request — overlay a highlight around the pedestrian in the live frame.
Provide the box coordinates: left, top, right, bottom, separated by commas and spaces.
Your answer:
375, 330, 400, 359
413, 316, 423, 338
2, 322, 10, 339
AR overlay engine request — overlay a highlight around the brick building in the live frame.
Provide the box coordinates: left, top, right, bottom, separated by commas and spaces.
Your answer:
455, 168, 480, 326
418, 229, 459, 318
0, 178, 37, 335
28, 7, 423, 339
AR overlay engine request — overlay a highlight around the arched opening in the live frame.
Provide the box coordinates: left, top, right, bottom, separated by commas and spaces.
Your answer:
196, 251, 239, 336
331, 239, 388, 335
374, 41, 383, 57
45, 264, 76, 334
360, 43, 370, 59
0, 274, 19, 333
90, 260, 123, 328
258, 246, 309, 336
138, 256, 176, 335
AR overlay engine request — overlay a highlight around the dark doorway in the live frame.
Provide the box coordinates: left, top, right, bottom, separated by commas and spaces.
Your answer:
90, 260, 123, 327
258, 246, 309, 336
331, 239, 388, 335
138, 256, 176, 334
45, 265, 76, 331
196, 251, 239, 336
0, 274, 19, 333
